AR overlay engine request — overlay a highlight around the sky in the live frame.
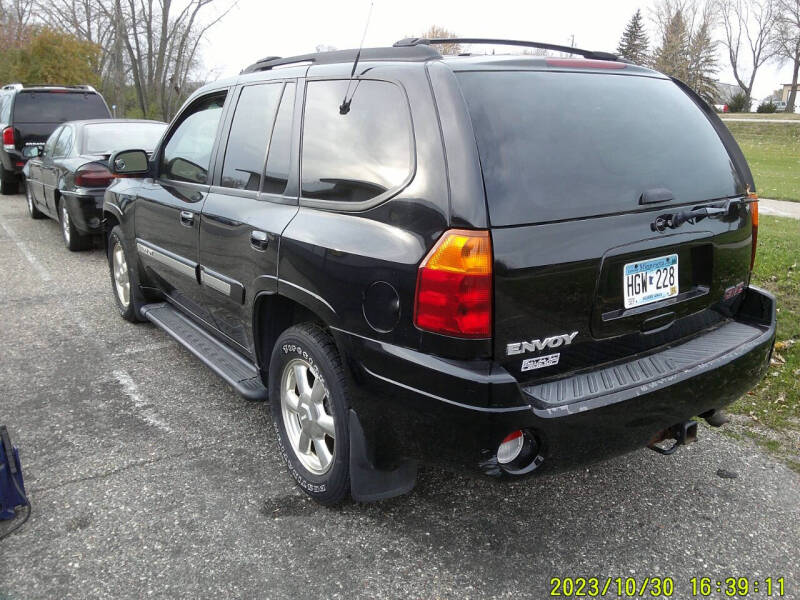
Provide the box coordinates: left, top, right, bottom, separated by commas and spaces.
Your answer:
200, 0, 795, 103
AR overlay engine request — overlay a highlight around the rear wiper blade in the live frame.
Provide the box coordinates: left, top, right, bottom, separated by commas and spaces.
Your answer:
650, 197, 752, 232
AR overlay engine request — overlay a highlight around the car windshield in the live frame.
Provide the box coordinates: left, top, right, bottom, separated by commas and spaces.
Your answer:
456, 71, 744, 225
82, 122, 166, 154
13, 91, 110, 123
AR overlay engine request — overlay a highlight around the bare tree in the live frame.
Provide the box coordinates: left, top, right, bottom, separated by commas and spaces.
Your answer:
35, 0, 119, 102
718, 0, 779, 101
421, 25, 462, 55
28, 0, 235, 120
0, 0, 35, 45
775, 0, 800, 111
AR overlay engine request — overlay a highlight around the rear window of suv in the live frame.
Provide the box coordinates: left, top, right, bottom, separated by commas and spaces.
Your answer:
456, 71, 743, 225
13, 91, 110, 123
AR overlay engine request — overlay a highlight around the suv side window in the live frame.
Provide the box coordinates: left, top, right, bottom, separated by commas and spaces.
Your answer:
0, 95, 9, 123
52, 126, 74, 158
301, 80, 412, 205
221, 83, 282, 191
161, 93, 226, 184
43, 126, 63, 158
262, 82, 295, 196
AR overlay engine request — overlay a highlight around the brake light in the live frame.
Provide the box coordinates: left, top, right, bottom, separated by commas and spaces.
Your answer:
3, 127, 14, 150
545, 57, 626, 70
749, 193, 759, 272
414, 229, 492, 338
75, 163, 114, 187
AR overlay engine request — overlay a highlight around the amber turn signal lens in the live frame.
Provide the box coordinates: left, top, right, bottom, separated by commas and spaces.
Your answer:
414, 229, 492, 338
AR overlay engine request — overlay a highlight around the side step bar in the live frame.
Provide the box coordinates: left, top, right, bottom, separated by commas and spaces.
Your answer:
140, 303, 267, 401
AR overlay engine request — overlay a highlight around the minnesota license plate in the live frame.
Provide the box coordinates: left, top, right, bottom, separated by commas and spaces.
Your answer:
623, 254, 678, 309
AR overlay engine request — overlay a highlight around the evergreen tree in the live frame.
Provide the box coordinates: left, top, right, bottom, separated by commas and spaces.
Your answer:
617, 9, 650, 65
686, 17, 719, 104
652, 9, 690, 82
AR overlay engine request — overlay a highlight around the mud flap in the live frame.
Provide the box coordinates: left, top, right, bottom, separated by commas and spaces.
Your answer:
349, 409, 417, 502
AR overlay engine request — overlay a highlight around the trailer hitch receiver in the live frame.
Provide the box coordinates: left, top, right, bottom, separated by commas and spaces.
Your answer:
648, 420, 698, 456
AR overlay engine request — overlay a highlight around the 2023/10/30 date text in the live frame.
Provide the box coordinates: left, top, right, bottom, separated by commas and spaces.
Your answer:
548, 576, 786, 597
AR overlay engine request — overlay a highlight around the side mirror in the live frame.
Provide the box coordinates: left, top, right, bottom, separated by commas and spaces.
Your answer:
22, 145, 41, 158
110, 149, 149, 176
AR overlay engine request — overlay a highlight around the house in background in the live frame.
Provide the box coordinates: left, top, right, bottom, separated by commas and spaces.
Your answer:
780, 83, 800, 107
714, 81, 741, 104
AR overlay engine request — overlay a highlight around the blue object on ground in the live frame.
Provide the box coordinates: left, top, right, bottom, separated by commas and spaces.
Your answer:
0, 425, 27, 521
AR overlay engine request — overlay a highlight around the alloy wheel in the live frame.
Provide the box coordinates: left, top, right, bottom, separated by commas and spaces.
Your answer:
280, 358, 336, 475
112, 241, 131, 308
61, 204, 71, 245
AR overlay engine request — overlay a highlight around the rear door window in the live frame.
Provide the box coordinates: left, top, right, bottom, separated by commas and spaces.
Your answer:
12, 92, 110, 123
82, 122, 166, 154
456, 71, 743, 225
262, 83, 295, 196
221, 83, 282, 191
301, 80, 412, 205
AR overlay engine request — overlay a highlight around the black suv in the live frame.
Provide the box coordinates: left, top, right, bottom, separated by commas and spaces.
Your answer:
0, 84, 111, 195
103, 39, 776, 505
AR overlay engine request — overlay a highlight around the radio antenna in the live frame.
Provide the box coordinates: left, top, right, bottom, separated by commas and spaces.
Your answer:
339, 0, 374, 115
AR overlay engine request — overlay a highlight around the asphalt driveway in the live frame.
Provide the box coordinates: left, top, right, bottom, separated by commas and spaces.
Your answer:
0, 194, 798, 599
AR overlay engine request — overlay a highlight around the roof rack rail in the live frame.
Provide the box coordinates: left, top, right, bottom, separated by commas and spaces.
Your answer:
241, 45, 441, 74
393, 37, 622, 62
1, 83, 97, 92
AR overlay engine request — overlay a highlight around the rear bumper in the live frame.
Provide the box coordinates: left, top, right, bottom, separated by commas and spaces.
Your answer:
0, 149, 25, 175
335, 286, 776, 475
62, 190, 104, 234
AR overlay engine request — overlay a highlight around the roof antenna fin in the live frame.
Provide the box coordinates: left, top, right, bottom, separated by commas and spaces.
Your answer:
339, 0, 374, 115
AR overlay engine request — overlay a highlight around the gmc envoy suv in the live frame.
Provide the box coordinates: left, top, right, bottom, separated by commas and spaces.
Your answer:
102, 39, 776, 504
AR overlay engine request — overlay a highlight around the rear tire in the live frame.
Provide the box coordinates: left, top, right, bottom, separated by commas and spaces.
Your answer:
26, 184, 44, 219
108, 225, 146, 322
1, 170, 18, 195
269, 323, 351, 505
59, 200, 90, 251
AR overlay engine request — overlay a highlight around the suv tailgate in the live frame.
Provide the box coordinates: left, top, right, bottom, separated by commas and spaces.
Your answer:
456, 69, 755, 384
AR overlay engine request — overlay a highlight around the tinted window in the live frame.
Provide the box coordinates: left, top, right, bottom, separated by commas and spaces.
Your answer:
221, 84, 282, 191
82, 122, 166, 154
0, 95, 10, 123
43, 126, 62, 158
457, 72, 742, 225
262, 83, 295, 195
12, 92, 110, 123
53, 126, 74, 157
301, 80, 411, 203
161, 94, 225, 184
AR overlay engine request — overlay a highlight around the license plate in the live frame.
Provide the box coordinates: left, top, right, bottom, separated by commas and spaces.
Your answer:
623, 254, 678, 309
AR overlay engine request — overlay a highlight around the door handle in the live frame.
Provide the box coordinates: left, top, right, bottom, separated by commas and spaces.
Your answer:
179, 211, 194, 227
250, 230, 269, 251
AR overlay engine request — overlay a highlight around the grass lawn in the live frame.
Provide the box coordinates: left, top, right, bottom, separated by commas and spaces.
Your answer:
723, 120, 800, 202
727, 215, 800, 471
721, 112, 800, 120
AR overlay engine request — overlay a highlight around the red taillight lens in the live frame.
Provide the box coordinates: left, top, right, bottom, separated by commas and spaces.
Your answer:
414, 229, 492, 338
75, 163, 114, 187
750, 194, 759, 272
2, 127, 14, 148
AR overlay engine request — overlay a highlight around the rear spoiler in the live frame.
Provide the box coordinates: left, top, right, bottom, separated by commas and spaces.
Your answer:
670, 77, 755, 194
